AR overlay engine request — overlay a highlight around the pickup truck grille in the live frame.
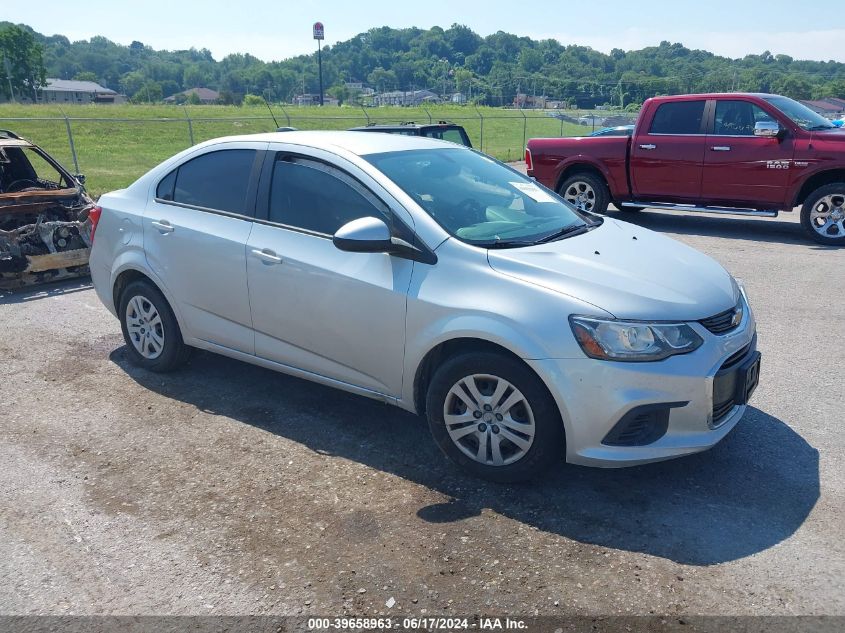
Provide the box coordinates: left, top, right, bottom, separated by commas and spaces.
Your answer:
699, 300, 743, 335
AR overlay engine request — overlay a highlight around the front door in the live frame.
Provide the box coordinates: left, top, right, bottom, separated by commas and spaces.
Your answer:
630, 99, 708, 202
246, 154, 413, 397
700, 99, 795, 208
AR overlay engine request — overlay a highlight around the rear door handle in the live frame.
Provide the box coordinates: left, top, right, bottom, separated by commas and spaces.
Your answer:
639, 144, 657, 150
251, 248, 283, 265
711, 146, 731, 151
151, 220, 174, 233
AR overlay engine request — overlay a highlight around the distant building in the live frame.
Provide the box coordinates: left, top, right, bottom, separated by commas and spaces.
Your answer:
373, 90, 439, 106
800, 98, 845, 116
292, 94, 339, 107
164, 87, 220, 104
39, 78, 123, 104
451, 92, 467, 104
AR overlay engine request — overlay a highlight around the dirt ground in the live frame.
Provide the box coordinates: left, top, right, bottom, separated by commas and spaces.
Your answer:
0, 207, 843, 618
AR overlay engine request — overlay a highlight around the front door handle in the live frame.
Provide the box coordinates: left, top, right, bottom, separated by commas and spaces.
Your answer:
251, 248, 283, 265
710, 146, 732, 151
639, 144, 657, 150
151, 220, 174, 234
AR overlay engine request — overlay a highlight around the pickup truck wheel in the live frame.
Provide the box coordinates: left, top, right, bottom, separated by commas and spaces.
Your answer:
802, 184, 845, 246
559, 173, 609, 214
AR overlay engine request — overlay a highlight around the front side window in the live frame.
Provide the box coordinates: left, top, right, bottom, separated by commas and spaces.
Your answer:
649, 101, 706, 135
268, 158, 387, 235
365, 148, 588, 247
169, 149, 255, 214
714, 101, 777, 136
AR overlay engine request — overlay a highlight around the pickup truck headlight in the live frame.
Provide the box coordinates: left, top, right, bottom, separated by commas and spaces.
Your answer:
569, 315, 703, 362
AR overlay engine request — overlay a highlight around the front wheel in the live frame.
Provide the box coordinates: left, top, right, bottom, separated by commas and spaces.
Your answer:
558, 172, 610, 214
801, 183, 845, 246
425, 352, 564, 482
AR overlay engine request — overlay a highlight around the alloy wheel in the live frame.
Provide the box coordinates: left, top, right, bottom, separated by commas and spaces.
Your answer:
810, 194, 845, 238
563, 181, 596, 212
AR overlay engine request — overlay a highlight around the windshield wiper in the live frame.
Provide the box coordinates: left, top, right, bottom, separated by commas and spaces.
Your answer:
534, 222, 591, 244
807, 124, 835, 131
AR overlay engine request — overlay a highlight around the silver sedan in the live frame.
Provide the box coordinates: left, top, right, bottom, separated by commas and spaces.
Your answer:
89, 131, 760, 481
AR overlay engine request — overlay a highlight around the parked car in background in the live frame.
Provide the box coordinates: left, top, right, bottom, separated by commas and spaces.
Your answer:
90, 131, 759, 481
349, 121, 472, 147
0, 130, 97, 289
589, 125, 635, 137
527, 93, 845, 245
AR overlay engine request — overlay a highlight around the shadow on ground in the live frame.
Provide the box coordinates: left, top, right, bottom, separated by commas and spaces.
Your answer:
0, 277, 92, 303
606, 208, 837, 249
112, 346, 819, 567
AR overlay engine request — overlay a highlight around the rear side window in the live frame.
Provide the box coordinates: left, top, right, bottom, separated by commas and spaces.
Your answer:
649, 101, 706, 135
268, 158, 387, 235
167, 149, 256, 214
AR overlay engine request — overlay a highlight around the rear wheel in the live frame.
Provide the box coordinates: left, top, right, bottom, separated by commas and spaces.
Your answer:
801, 183, 845, 246
426, 352, 564, 482
118, 279, 191, 372
558, 172, 610, 214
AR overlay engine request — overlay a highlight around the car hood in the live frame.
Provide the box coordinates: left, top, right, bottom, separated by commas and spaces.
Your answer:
486, 218, 737, 321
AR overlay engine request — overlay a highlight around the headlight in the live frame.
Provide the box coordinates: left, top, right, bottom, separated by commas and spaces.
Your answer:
569, 315, 704, 362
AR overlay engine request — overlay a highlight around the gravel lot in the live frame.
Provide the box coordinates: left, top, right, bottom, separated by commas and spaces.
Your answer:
1, 205, 843, 618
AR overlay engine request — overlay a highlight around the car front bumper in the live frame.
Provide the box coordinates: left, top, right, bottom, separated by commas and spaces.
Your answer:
528, 308, 758, 467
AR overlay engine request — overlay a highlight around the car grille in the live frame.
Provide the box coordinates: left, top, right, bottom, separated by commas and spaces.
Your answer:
699, 300, 743, 335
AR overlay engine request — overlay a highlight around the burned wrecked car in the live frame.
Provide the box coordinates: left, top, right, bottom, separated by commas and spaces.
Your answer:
0, 131, 95, 288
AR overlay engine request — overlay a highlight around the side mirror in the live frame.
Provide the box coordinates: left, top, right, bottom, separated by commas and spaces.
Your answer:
333, 217, 393, 253
333, 216, 438, 264
754, 121, 781, 138
75, 173, 86, 185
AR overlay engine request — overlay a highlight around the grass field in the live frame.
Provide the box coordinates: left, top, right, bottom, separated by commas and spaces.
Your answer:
0, 103, 592, 197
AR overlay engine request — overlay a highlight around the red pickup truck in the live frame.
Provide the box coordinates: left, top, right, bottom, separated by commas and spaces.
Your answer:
526, 93, 845, 245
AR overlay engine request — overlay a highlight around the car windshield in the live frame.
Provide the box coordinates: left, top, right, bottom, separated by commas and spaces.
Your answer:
763, 95, 835, 131
365, 148, 589, 247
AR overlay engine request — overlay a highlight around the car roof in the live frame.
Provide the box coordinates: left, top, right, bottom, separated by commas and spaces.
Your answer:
206, 130, 465, 156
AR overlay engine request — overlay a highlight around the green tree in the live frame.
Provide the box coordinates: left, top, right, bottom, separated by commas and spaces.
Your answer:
242, 93, 264, 106
0, 24, 46, 101
73, 71, 98, 82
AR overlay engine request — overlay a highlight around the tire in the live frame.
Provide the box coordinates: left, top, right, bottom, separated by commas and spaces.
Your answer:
801, 183, 845, 246
558, 172, 610, 214
425, 352, 565, 483
118, 279, 192, 372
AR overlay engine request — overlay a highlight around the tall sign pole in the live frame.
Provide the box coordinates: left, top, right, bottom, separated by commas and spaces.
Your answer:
313, 22, 324, 106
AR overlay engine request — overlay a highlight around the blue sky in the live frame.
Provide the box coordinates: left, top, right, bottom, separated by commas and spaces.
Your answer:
4, 0, 842, 62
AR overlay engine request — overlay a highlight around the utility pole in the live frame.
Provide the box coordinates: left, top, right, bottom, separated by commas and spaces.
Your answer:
313, 22, 325, 106
3, 55, 15, 103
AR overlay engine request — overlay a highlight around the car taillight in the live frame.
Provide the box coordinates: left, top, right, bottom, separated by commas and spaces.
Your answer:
87, 205, 102, 244
525, 147, 533, 172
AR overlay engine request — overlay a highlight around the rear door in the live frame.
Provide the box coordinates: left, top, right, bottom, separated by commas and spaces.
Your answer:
630, 99, 708, 202
143, 143, 265, 354
245, 149, 414, 397
700, 98, 795, 208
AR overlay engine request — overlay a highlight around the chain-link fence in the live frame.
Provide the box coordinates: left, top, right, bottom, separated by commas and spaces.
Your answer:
0, 106, 636, 196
